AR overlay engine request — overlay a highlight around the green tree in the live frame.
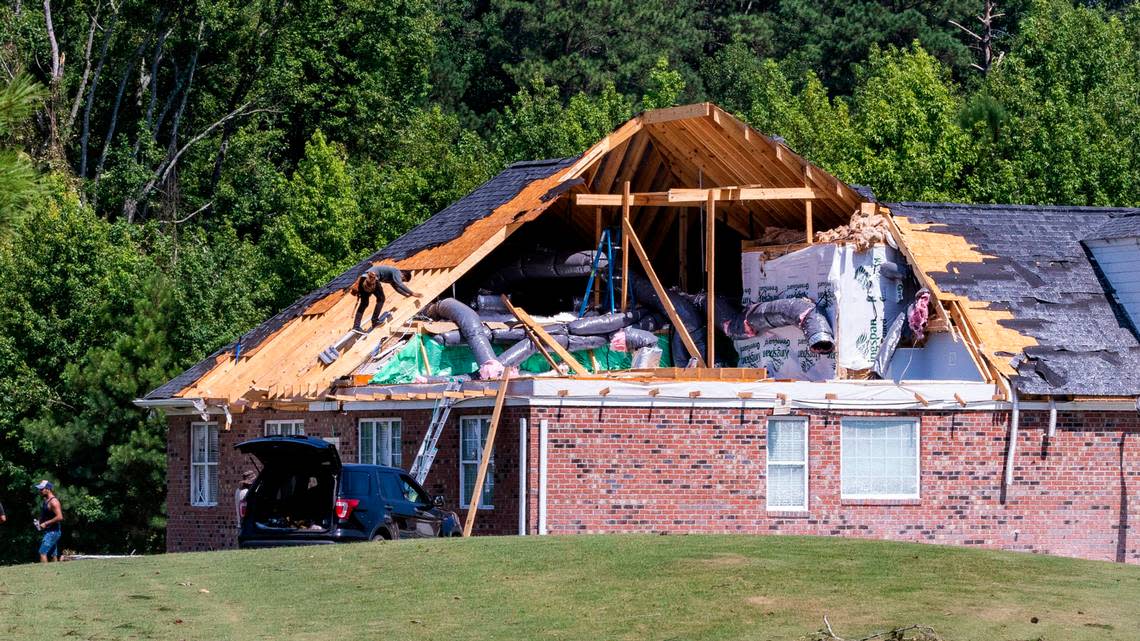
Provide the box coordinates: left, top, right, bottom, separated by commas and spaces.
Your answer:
0, 74, 44, 237
641, 57, 685, 110
260, 131, 365, 307
968, 0, 1140, 206
847, 44, 972, 201
494, 77, 634, 162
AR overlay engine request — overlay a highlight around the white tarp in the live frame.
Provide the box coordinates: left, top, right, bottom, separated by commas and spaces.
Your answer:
735, 244, 905, 379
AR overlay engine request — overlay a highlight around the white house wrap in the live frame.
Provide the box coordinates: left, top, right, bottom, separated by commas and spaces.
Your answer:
736, 243, 905, 379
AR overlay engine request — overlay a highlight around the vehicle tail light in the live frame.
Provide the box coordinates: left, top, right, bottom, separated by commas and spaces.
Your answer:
239, 500, 247, 519
335, 498, 359, 520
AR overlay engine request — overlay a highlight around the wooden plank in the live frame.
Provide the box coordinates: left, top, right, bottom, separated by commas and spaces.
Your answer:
575, 192, 671, 207
804, 166, 814, 244
567, 117, 644, 179
678, 209, 689, 291
669, 187, 823, 203
302, 290, 346, 316
645, 127, 759, 236
622, 216, 705, 366
577, 187, 824, 206
520, 321, 560, 372
462, 370, 510, 537
707, 105, 861, 206
641, 102, 711, 124
501, 296, 590, 376
706, 190, 716, 367
593, 137, 630, 193
621, 181, 631, 311
662, 118, 800, 228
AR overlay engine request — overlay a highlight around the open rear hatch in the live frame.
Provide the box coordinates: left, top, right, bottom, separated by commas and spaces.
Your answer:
236, 436, 342, 534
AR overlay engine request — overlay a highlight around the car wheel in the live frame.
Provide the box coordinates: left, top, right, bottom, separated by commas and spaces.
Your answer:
371, 530, 391, 542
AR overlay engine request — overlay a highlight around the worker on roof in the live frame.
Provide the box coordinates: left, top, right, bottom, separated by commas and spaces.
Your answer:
351, 265, 422, 332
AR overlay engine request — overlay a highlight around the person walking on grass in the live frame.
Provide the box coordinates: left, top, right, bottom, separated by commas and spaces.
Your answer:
351, 265, 422, 332
34, 481, 62, 563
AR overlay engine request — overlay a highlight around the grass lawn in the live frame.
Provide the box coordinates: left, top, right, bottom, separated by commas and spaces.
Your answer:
0, 534, 1137, 640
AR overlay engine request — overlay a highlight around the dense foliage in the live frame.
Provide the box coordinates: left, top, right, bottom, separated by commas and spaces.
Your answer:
0, 0, 1138, 561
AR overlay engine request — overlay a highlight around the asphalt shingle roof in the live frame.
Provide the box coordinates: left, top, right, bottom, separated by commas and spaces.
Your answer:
889, 202, 1140, 397
145, 157, 577, 400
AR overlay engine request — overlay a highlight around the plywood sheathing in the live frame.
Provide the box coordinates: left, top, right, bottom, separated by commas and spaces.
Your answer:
170, 103, 871, 403
178, 166, 575, 402
892, 213, 1036, 380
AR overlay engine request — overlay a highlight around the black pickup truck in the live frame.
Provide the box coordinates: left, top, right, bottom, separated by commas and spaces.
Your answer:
236, 436, 460, 548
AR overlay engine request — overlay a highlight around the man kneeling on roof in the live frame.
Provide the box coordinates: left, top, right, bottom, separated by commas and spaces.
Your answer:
351, 265, 422, 332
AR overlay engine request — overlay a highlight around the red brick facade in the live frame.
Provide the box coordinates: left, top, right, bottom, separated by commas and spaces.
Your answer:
167, 404, 1140, 563
166, 407, 527, 551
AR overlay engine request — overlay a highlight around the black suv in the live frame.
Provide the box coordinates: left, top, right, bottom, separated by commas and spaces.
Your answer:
236, 435, 460, 548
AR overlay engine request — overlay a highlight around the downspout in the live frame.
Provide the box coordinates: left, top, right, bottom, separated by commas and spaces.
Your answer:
1047, 398, 1057, 439
518, 417, 527, 536
1003, 386, 1020, 497
538, 419, 549, 535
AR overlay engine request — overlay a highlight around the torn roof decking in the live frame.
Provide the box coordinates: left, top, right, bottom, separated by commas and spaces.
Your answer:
145, 103, 866, 404
149, 158, 577, 402
889, 202, 1140, 397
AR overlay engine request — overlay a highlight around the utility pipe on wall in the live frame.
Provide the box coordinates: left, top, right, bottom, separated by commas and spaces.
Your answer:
518, 418, 527, 536
538, 419, 549, 535
1003, 387, 1020, 496
1047, 398, 1057, 439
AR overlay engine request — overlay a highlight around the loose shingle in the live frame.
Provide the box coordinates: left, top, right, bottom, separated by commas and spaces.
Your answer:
889, 202, 1140, 396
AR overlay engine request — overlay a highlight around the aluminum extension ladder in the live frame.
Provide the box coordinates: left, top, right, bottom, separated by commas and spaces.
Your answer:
409, 381, 462, 485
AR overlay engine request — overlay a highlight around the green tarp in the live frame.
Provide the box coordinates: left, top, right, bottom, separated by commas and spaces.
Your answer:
369, 332, 671, 385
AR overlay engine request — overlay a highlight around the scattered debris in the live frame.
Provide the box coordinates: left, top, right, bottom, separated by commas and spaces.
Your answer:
801, 616, 942, 641
815, 206, 893, 250
758, 226, 807, 245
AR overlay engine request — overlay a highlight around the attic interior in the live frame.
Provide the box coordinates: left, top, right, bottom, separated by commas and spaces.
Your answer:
358, 107, 985, 387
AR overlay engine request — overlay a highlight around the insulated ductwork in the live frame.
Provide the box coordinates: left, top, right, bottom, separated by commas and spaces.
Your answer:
567, 310, 643, 335
423, 298, 499, 376
625, 272, 706, 367
609, 328, 658, 352
498, 334, 608, 368
722, 298, 835, 354
873, 311, 907, 379
482, 250, 606, 293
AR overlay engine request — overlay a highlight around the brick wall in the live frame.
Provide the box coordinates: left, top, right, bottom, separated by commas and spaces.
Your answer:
169, 403, 1140, 563
529, 406, 1140, 563
166, 406, 528, 552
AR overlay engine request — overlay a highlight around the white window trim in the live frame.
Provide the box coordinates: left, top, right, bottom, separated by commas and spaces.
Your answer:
460, 415, 494, 510
357, 418, 402, 467
840, 417, 921, 500
190, 421, 218, 507
766, 416, 809, 512
264, 419, 305, 436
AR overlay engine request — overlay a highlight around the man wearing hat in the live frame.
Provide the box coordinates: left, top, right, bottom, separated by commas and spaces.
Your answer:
34, 480, 63, 563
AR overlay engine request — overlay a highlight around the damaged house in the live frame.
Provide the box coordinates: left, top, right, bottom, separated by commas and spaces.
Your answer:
138, 103, 1140, 562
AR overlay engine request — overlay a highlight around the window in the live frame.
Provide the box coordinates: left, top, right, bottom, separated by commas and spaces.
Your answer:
190, 422, 219, 507
359, 419, 401, 467
766, 417, 808, 510
841, 418, 920, 499
265, 420, 304, 436
460, 416, 493, 509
